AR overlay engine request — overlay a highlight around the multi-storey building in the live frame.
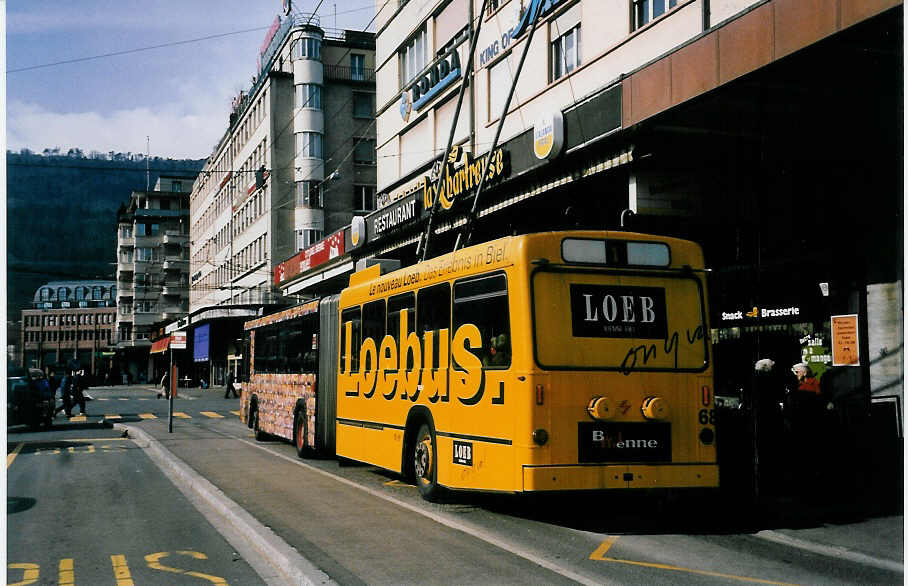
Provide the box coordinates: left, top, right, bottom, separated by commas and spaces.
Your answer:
115, 175, 193, 382
187, 12, 376, 385
271, 1, 901, 498
20, 280, 117, 378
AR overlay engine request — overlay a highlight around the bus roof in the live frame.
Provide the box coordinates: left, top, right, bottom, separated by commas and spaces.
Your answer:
245, 299, 320, 331
343, 230, 704, 301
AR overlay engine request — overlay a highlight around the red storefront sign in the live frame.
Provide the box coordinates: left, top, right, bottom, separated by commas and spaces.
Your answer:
274, 230, 345, 285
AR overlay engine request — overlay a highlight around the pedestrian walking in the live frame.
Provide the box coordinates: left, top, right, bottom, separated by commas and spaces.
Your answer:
55, 372, 72, 417
70, 369, 87, 416
224, 370, 238, 398
159, 371, 170, 399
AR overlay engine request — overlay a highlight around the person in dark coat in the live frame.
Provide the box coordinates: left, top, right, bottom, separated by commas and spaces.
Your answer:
69, 370, 87, 416
224, 370, 238, 398
55, 372, 72, 417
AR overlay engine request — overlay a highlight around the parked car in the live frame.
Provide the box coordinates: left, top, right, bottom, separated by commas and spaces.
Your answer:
7, 366, 55, 429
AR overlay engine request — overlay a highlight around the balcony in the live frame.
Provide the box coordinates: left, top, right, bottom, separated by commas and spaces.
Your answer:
133, 312, 163, 326
162, 282, 187, 296
163, 258, 189, 271
117, 284, 134, 297
163, 231, 189, 245
323, 64, 375, 83
118, 338, 151, 349
118, 235, 135, 247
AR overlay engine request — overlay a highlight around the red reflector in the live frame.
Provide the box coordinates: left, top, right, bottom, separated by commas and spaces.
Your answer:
536, 384, 544, 405
702, 385, 711, 407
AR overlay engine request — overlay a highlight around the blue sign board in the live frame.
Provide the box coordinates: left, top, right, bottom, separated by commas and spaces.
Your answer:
193, 323, 210, 363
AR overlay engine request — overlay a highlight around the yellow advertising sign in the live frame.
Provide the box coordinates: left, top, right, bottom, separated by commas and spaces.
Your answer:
831, 314, 860, 366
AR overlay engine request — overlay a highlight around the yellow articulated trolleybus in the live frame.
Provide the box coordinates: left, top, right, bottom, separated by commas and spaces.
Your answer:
241, 231, 718, 500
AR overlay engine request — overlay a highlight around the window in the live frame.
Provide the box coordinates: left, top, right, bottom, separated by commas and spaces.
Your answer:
120, 226, 133, 239
354, 139, 375, 164
489, 58, 514, 121
453, 273, 511, 369
351, 54, 365, 81
295, 229, 323, 251
353, 93, 374, 118
92, 286, 102, 300
341, 307, 362, 373
353, 185, 376, 212
58, 287, 70, 301
172, 181, 182, 192
417, 283, 451, 369
135, 223, 146, 236
400, 25, 428, 87
633, 0, 679, 29
551, 25, 581, 81
296, 132, 323, 158
136, 247, 155, 262
388, 293, 415, 345
362, 300, 386, 351
296, 181, 322, 208
292, 37, 321, 60
40, 288, 51, 301
295, 84, 322, 109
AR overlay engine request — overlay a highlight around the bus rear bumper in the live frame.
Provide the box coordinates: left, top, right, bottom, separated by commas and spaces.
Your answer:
522, 463, 719, 492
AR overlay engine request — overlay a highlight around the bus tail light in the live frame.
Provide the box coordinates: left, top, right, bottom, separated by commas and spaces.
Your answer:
536, 384, 544, 405
586, 396, 613, 420
532, 428, 549, 445
702, 385, 712, 406
642, 396, 669, 420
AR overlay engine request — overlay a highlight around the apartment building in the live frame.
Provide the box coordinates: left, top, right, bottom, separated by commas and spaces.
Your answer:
20, 280, 117, 378
187, 11, 376, 384
115, 175, 193, 382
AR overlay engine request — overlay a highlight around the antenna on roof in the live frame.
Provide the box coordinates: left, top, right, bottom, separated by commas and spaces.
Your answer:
146, 136, 150, 191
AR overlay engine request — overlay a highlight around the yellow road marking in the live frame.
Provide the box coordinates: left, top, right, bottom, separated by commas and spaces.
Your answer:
230, 410, 241, 416
103, 414, 120, 420
383, 479, 415, 488
7, 443, 24, 468
139, 413, 157, 419
69, 415, 87, 422
173, 412, 191, 419
138, 398, 150, 400
59, 558, 74, 585
591, 552, 796, 585
98, 398, 110, 401
119, 398, 130, 401
146, 551, 227, 584
111, 554, 135, 586
589, 536, 620, 559
8, 562, 39, 586
201, 411, 224, 418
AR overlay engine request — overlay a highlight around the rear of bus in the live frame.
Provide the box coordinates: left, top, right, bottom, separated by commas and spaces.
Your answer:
520, 231, 718, 493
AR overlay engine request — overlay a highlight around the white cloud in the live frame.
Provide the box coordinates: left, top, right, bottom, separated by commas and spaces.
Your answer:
7, 99, 227, 160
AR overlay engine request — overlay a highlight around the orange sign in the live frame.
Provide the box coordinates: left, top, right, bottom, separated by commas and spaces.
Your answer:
831, 314, 860, 366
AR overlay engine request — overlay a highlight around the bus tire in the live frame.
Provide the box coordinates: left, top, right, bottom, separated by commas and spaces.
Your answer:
294, 410, 309, 458
252, 407, 266, 441
246, 399, 256, 429
414, 423, 440, 501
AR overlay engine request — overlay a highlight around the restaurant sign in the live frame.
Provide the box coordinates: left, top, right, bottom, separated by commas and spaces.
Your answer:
274, 230, 345, 285
422, 145, 510, 211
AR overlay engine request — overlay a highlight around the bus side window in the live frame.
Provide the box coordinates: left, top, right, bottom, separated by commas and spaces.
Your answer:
417, 283, 451, 369
341, 307, 362, 373
453, 273, 511, 369
280, 321, 302, 373
389, 293, 416, 367
362, 300, 386, 370
257, 324, 278, 374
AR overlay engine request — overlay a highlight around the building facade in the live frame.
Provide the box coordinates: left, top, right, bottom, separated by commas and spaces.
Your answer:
274, 0, 902, 499
115, 175, 193, 382
186, 12, 376, 385
21, 280, 117, 378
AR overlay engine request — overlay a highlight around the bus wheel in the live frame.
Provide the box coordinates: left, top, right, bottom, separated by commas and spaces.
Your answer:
414, 424, 440, 501
294, 411, 308, 458
252, 407, 266, 441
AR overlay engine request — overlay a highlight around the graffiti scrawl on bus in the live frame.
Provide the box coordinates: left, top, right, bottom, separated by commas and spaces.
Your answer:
619, 326, 705, 375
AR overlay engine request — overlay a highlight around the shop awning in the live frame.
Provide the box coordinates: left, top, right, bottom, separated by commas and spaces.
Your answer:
150, 336, 171, 354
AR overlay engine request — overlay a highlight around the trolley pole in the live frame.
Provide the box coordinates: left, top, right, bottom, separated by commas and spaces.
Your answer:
168, 348, 174, 433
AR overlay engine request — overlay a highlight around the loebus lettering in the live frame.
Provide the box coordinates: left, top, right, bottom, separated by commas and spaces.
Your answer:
583, 294, 656, 324
342, 311, 491, 405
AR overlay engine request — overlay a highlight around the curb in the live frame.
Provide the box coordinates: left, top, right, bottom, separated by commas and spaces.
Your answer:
755, 530, 904, 574
115, 423, 335, 586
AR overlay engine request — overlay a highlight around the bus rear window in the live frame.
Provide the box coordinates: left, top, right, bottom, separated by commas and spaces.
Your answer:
533, 270, 707, 371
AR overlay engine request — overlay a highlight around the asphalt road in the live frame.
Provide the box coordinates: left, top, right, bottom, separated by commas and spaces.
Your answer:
8, 384, 903, 585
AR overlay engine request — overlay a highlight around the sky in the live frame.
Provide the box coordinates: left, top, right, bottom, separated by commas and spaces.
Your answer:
6, 0, 376, 160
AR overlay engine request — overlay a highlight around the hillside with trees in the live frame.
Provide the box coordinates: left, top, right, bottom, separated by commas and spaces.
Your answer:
6, 149, 205, 318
